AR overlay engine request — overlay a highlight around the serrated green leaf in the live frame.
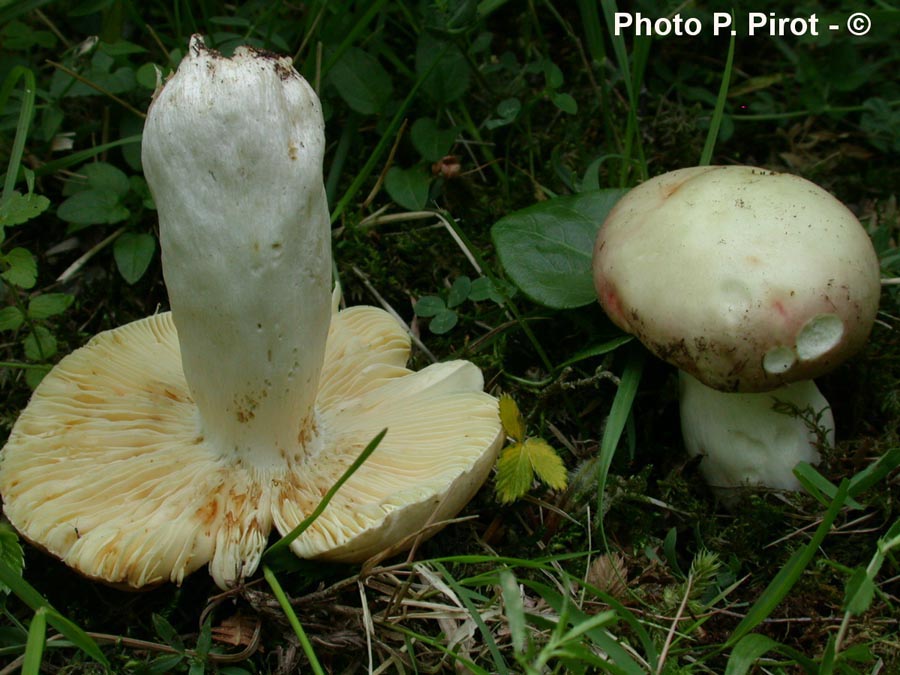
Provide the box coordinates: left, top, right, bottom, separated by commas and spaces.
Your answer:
499, 395, 525, 442
428, 308, 458, 334
384, 166, 430, 211
0, 523, 25, 595
2, 247, 38, 289
495, 442, 534, 503
491, 189, 629, 309
114, 232, 156, 284
0, 306, 25, 331
57, 189, 129, 228
329, 47, 392, 115
27, 293, 74, 320
0, 192, 50, 227
447, 276, 471, 308
414, 295, 445, 317
24, 326, 56, 361
523, 438, 567, 490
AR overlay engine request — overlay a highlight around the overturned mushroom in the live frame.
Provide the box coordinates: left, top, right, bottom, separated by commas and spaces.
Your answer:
593, 165, 880, 493
0, 37, 503, 589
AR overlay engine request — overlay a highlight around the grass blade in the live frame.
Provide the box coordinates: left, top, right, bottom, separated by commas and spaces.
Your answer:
264, 428, 386, 560
699, 27, 736, 166
22, 607, 47, 675
263, 565, 325, 675
499, 569, 527, 655
596, 346, 644, 515
0, 66, 37, 202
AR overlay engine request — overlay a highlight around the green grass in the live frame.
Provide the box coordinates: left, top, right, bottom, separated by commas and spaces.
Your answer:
1, 0, 899, 672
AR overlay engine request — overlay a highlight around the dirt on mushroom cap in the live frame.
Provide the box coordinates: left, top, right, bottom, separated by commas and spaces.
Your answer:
592, 165, 881, 392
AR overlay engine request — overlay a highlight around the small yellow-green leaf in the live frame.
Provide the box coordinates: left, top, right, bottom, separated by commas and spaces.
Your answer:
495, 442, 533, 504
523, 438, 568, 490
499, 395, 525, 442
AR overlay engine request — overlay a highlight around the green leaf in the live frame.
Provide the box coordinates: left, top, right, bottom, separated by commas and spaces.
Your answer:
411, 118, 459, 162
842, 568, 876, 615
543, 60, 564, 89
328, 47, 392, 115
524, 438, 567, 491
485, 98, 521, 129
469, 276, 515, 304
27, 293, 74, 319
0, 191, 50, 227
136, 62, 160, 90
428, 308, 458, 334
25, 365, 50, 390
57, 189, 129, 228
2, 247, 38, 288
152, 614, 185, 652
82, 162, 130, 197
552, 92, 578, 115
0, 306, 25, 330
114, 232, 156, 284
24, 325, 56, 361
0, 523, 24, 595
491, 189, 628, 309
384, 166, 430, 211
414, 295, 446, 317
447, 275, 471, 308
416, 38, 470, 103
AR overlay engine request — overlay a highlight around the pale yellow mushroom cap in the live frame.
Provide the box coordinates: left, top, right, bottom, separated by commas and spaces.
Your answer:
0, 306, 503, 588
593, 165, 881, 393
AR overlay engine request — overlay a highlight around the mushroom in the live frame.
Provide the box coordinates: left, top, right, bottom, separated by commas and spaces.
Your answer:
592, 165, 881, 493
0, 37, 503, 589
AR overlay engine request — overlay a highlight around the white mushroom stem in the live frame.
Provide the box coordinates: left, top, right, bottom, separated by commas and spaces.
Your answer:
142, 37, 331, 470
678, 371, 834, 493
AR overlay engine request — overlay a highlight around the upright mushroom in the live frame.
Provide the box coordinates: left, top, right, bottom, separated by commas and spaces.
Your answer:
592, 165, 880, 493
0, 37, 503, 589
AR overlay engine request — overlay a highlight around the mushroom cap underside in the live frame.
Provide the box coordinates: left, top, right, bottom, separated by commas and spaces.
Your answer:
592, 165, 881, 392
0, 307, 503, 589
